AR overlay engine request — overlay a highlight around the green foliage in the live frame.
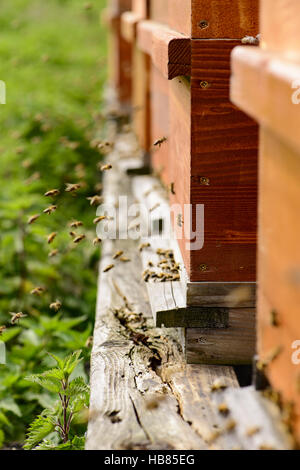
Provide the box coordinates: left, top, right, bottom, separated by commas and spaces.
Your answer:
24, 351, 89, 450
0, 0, 107, 448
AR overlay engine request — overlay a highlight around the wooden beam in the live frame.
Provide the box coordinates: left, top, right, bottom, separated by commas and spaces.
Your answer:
121, 11, 141, 43
187, 282, 256, 308
186, 308, 256, 365
137, 20, 191, 79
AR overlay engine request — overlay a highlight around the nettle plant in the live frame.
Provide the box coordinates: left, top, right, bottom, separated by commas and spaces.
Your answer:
24, 350, 89, 450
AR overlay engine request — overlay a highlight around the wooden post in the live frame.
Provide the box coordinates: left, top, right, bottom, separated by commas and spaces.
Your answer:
231, 0, 300, 443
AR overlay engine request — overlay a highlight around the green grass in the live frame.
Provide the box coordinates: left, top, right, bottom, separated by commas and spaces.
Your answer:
0, 0, 107, 447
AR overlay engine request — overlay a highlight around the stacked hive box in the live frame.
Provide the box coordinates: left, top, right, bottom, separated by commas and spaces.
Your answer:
105, 0, 132, 104
231, 0, 300, 442
117, 1, 260, 365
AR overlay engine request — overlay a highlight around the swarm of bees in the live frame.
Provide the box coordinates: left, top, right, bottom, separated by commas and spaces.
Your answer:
141, 248, 181, 283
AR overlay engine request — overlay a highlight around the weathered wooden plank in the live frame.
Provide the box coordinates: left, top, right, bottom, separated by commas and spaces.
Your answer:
186, 308, 256, 365
137, 20, 191, 79
224, 386, 294, 450
187, 282, 256, 307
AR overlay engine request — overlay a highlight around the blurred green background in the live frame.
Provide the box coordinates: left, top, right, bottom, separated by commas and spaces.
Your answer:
0, 0, 107, 448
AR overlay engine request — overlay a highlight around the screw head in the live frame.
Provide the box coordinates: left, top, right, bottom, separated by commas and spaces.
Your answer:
199, 264, 208, 272
200, 80, 211, 89
199, 20, 209, 29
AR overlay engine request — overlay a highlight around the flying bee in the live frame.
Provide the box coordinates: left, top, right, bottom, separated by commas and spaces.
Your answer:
225, 420, 236, 432
93, 215, 107, 224
246, 426, 260, 437
73, 234, 86, 244
28, 214, 40, 225
139, 242, 150, 252
97, 141, 113, 151
113, 250, 123, 260
70, 220, 83, 228
270, 309, 279, 327
0, 326, 7, 336
49, 249, 59, 257
153, 136, 167, 148
103, 264, 114, 273
30, 286, 45, 295
25, 172, 40, 185
218, 403, 230, 416
211, 379, 227, 392
99, 163, 112, 171
44, 189, 60, 197
65, 183, 81, 193
149, 203, 160, 213
87, 195, 103, 206
93, 237, 102, 246
85, 336, 93, 348
9, 312, 27, 324
47, 232, 57, 244
43, 205, 57, 215
69, 231, 76, 238
119, 256, 131, 262
49, 300, 62, 312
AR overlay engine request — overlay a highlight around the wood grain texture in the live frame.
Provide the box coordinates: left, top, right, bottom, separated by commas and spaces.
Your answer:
137, 20, 191, 79
189, 39, 258, 282
191, 0, 259, 39
187, 282, 256, 307
186, 308, 256, 364
132, 46, 151, 152
150, 0, 169, 24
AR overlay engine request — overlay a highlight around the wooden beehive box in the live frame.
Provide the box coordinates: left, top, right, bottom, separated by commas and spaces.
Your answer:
105, 0, 132, 104
119, 1, 259, 365
231, 0, 300, 443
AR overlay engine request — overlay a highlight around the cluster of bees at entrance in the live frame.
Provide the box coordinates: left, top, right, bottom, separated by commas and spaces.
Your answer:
141, 245, 181, 283
0, 129, 114, 337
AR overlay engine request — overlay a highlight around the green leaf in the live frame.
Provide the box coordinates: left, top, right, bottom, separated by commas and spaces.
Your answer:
25, 374, 61, 394
65, 376, 89, 398
0, 397, 22, 417
24, 413, 55, 450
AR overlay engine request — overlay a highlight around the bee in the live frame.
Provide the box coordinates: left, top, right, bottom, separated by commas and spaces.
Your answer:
25, 172, 40, 185
30, 286, 45, 295
113, 250, 124, 260
9, 312, 27, 324
86, 195, 103, 206
97, 141, 113, 151
168, 182, 175, 195
225, 420, 236, 432
144, 185, 159, 197
218, 403, 230, 416
139, 242, 150, 252
99, 164, 112, 171
44, 189, 60, 197
70, 220, 83, 228
93, 215, 107, 224
0, 326, 7, 336
93, 237, 102, 246
211, 379, 227, 392
65, 183, 81, 193
28, 214, 40, 225
148, 261, 154, 267
47, 232, 57, 244
119, 256, 131, 262
245, 426, 260, 437
103, 264, 114, 273
49, 300, 62, 312
241, 34, 260, 45
156, 248, 166, 255
270, 309, 279, 327
172, 274, 180, 281
73, 234, 86, 244
149, 203, 160, 212
158, 259, 168, 266
69, 231, 76, 238
153, 137, 167, 148
85, 336, 93, 348
48, 249, 59, 258
257, 346, 283, 370
43, 205, 57, 215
